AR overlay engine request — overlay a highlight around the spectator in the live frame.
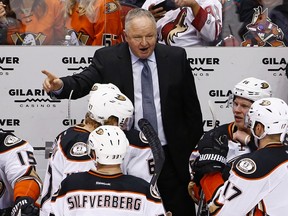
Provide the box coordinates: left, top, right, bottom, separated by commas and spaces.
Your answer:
63, 0, 124, 46
0, 1, 5, 18
268, 0, 288, 46
142, 0, 222, 46
234, 0, 261, 40
51, 125, 166, 216
4, 0, 64, 45
41, 8, 203, 216
40, 83, 134, 216
0, 1, 7, 44
188, 77, 272, 207
0, 131, 42, 216
192, 97, 288, 215
0, 0, 16, 44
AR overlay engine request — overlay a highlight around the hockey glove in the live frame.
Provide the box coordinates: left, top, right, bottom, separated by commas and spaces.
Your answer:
11, 197, 39, 216
192, 131, 228, 185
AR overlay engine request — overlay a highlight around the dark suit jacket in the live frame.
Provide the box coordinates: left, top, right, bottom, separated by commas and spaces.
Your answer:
58, 42, 203, 183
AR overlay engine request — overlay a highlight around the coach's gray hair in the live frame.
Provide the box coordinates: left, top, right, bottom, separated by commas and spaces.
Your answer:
125, 8, 157, 32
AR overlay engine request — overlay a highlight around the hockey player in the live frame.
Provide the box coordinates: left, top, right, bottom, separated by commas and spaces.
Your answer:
51, 125, 166, 216
192, 97, 288, 215
0, 132, 42, 216
188, 77, 272, 204
40, 83, 156, 215
142, 0, 222, 46
40, 83, 134, 216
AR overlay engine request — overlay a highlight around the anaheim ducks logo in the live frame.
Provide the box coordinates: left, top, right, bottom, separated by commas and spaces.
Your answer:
11, 32, 46, 45
96, 128, 104, 135
105, 2, 119, 14
67, 30, 89, 45
236, 158, 256, 174
115, 94, 126, 101
161, 8, 188, 45
91, 84, 100, 92
260, 82, 270, 89
4, 135, 22, 146
70, 142, 89, 157
259, 99, 271, 106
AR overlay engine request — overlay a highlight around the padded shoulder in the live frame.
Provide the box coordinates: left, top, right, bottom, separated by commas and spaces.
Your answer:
232, 145, 288, 179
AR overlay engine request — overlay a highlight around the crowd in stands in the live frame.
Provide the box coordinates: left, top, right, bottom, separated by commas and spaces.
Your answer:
0, 0, 287, 46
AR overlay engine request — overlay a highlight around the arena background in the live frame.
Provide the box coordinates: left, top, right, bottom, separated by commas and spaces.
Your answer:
1, 46, 287, 180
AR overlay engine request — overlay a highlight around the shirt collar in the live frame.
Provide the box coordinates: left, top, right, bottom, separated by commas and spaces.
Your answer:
129, 48, 156, 64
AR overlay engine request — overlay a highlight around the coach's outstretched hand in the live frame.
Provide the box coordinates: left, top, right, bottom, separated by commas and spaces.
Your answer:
192, 131, 228, 185
42, 70, 63, 93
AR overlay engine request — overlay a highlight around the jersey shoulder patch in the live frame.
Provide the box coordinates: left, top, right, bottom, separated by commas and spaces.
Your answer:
125, 129, 150, 149
234, 157, 257, 175
0, 132, 27, 153
58, 127, 91, 160
233, 145, 288, 179
70, 142, 89, 157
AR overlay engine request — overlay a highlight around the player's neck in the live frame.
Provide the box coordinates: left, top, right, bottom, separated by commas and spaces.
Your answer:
258, 136, 282, 149
96, 164, 122, 175
76, 123, 95, 132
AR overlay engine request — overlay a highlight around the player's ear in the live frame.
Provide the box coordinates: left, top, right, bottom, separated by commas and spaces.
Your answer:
254, 122, 264, 136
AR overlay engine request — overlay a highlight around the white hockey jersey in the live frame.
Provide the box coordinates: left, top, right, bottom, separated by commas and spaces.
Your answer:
40, 127, 154, 215
142, 0, 222, 46
207, 144, 288, 215
122, 129, 154, 183
0, 132, 38, 210
51, 170, 166, 216
40, 126, 95, 216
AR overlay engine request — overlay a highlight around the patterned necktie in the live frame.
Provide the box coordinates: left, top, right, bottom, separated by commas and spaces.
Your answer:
139, 59, 158, 133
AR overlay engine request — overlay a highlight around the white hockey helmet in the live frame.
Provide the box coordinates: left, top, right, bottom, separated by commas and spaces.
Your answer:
233, 77, 272, 102
247, 97, 288, 140
87, 84, 134, 130
88, 125, 129, 165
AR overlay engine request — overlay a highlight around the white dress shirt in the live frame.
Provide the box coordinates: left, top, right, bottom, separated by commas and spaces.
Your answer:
129, 50, 167, 146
